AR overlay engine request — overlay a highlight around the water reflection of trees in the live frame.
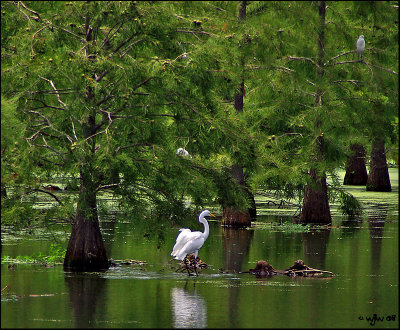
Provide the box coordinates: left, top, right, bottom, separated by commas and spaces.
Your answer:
368, 204, 387, 275
222, 227, 254, 273
301, 229, 331, 269
64, 273, 108, 328
221, 227, 254, 328
171, 282, 207, 328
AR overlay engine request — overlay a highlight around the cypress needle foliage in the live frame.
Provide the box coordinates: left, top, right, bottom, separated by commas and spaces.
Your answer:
230, 1, 398, 216
1, 1, 252, 224
1, 1, 397, 227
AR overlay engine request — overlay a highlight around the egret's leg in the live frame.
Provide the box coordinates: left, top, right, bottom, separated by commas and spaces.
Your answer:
193, 252, 199, 276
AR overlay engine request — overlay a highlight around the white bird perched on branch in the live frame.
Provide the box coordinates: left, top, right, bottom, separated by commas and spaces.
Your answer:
356, 35, 365, 60
176, 147, 191, 158
171, 210, 215, 276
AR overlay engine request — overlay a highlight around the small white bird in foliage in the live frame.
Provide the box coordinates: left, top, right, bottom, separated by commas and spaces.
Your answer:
176, 148, 191, 158
171, 210, 215, 275
356, 35, 365, 60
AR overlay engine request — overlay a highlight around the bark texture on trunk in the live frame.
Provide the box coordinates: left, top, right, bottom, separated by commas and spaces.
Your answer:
343, 143, 368, 185
366, 138, 391, 191
63, 171, 109, 272
222, 164, 253, 227
300, 168, 332, 224
222, 207, 251, 228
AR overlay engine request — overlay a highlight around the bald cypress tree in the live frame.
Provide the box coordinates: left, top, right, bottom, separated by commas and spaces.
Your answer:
239, 1, 397, 222
1, 1, 236, 270
222, 1, 254, 228
298, 1, 332, 224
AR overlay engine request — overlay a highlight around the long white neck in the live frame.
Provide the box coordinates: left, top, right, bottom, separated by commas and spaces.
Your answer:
199, 215, 209, 240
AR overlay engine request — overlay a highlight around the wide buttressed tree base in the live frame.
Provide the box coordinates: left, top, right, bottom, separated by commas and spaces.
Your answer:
63, 174, 109, 272
300, 168, 332, 224
63, 214, 109, 272
366, 138, 392, 192
343, 143, 368, 186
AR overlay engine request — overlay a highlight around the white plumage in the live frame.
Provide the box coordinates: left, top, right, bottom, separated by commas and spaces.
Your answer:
356, 35, 365, 60
171, 210, 215, 264
176, 148, 191, 158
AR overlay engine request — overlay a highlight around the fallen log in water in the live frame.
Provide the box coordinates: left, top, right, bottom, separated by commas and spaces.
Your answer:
248, 259, 334, 278
109, 259, 147, 267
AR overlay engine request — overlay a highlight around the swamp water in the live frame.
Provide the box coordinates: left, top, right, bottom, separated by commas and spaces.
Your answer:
1, 169, 398, 328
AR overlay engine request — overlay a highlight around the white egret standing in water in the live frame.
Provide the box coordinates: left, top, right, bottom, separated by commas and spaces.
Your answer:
356, 35, 365, 60
171, 210, 215, 276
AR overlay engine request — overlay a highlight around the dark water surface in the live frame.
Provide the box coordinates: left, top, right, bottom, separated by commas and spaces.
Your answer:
1, 169, 398, 328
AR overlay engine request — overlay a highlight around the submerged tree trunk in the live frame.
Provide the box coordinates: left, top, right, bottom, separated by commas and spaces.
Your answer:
222, 1, 254, 227
300, 1, 331, 225
366, 138, 391, 191
63, 170, 109, 272
343, 143, 368, 185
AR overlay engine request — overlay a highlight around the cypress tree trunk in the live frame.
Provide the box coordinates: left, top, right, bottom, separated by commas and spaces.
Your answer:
222, 0, 254, 227
222, 164, 253, 227
343, 143, 368, 185
63, 169, 109, 272
366, 138, 391, 191
63, 13, 109, 272
300, 168, 332, 224
300, 1, 331, 224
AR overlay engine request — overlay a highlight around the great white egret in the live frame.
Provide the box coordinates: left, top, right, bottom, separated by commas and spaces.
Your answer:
356, 35, 365, 60
171, 210, 215, 276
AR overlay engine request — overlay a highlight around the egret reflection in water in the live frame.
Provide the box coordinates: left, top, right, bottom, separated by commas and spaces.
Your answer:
171, 285, 207, 328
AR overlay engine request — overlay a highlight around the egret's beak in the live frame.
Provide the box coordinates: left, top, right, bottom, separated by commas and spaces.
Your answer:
210, 213, 216, 218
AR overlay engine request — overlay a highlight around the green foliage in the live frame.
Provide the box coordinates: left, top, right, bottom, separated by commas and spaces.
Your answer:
253, 221, 320, 233
1, 199, 40, 228
337, 190, 364, 218
2, 243, 66, 265
1, 1, 397, 228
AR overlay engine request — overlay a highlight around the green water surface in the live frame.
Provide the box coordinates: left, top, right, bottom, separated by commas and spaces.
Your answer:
1, 169, 398, 328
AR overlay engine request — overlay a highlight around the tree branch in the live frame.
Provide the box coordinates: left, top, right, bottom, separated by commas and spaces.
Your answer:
326, 59, 363, 66
28, 188, 63, 205
56, 26, 86, 42
39, 76, 68, 108
112, 34, 135, 54
95, 70, 109, 82
11, 1, 41, 21
120, 38, 145, 58
101, 22, 124, 49
325, 50, 355, 64
26, 110, 75, 143
132, 77, 152, 91
115, 142, 152, 153
96, 183, 119, 192
368, 63, 397, 75
285, 56, 318, 67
